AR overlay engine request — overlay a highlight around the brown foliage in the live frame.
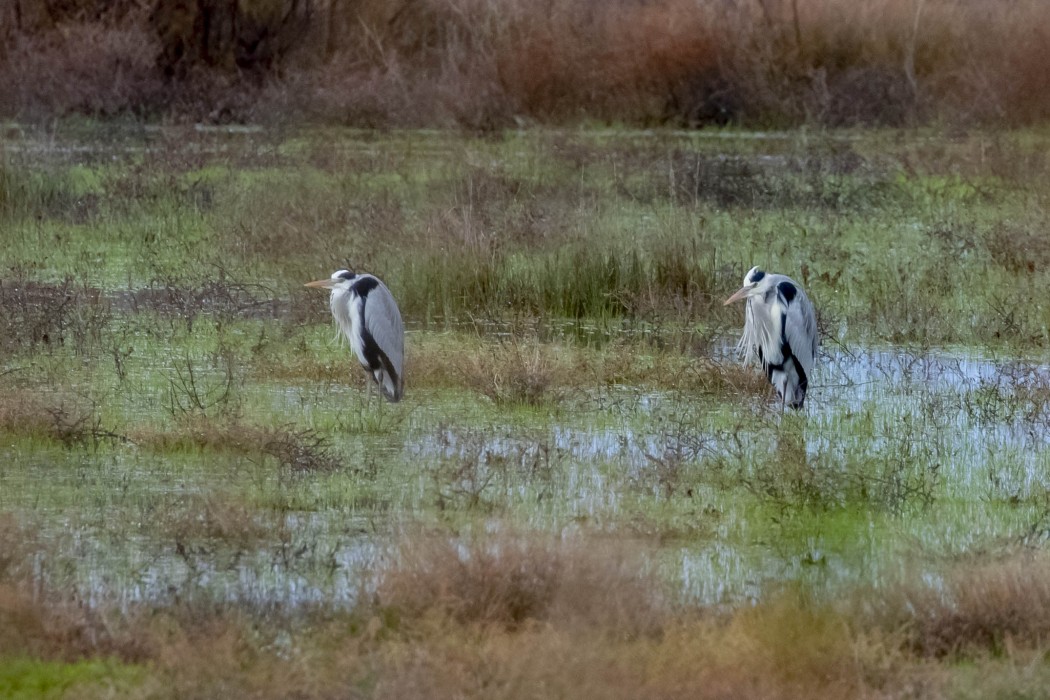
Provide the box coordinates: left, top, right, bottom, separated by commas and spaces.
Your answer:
12, 522, 1050, 697
870, 550, 1050, 657
4, 0, 1050, 125
372, 530, 668, 635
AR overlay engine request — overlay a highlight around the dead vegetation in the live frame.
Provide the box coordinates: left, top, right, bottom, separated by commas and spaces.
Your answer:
863, 549, 1050, 658
5, 525, 1050, 698
0, 271, 112, 354
3, 0, 1050, 127
0, 387, 121, 448
373, 531, 667, 635
130, 419, 342, 472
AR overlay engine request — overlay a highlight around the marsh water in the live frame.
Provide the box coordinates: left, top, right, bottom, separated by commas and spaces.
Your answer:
9, 340, 1047, 611
4, 124, 1050, 621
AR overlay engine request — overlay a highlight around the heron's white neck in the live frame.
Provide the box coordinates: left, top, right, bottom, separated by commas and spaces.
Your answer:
330, 286, 355, 341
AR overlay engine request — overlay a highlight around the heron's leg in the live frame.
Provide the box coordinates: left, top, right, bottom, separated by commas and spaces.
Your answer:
362, 371, 374, 407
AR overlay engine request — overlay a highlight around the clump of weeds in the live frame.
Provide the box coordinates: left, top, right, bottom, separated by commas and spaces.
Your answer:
262, 426, 341, 474
964, 363, 1050, 430
464, 337, 565, 406
428, 429, 503, 512
0, 387, 123, 449
0, 269, 112, 355
164, 347, 240, 421
131, 419, 341, 475
164, 493, 269, 554
633, 405, 719, 499
862, 549, 1050, 658
372, 529, 666, 635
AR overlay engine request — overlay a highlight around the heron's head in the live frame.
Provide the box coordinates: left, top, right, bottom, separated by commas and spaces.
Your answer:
723, 266, 767, 305
305, 269, 357, 291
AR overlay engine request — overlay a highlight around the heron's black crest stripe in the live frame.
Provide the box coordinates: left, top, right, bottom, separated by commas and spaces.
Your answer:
337, 270, 355, 281
749, 269, 766, 283
777, 281, 797, 304
351, 276, 379, 297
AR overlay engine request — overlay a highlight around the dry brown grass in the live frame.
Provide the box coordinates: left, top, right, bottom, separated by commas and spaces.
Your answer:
4, 0, 1050, 126
251, 331, 771, 402
129, 418, 341, 472
373, 530, 666, 634
389, 332, 770, 400
867, 549, 1050, 658
11, 524, 1050, 697
0, 387, 120, 448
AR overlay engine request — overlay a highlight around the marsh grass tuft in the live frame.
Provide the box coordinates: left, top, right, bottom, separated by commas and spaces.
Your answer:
130, 419, 341, 474
166, 493, 269, 548
867, 550, 1050, 658
0, 388, 121, 449
464, 337, 562, 406
373, 530, 665, 635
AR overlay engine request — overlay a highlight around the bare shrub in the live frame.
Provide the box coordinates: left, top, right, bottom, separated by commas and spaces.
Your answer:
164, 349, 239, 420
0, 271, 112, 355
0, 388, 122, 448
428, 429, 502, 511
262, 426, 341, 473
869, 550, 1050, 657
374, 530, 666, 635
463, 338, 563, 406
149, 0, 313, 79
635, 407, 718, 499
0, 18, 161, 119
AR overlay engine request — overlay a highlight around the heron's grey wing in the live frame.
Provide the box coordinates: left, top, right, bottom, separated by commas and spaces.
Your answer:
363, 281, 405, 384
783, 291, 818, 377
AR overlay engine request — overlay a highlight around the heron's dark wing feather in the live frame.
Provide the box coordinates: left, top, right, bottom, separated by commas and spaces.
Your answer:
361, 278, 405, 396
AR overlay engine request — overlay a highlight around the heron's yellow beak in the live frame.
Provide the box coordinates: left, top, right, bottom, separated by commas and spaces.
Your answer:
304, 279, 337, 289
723, 285, 754, 305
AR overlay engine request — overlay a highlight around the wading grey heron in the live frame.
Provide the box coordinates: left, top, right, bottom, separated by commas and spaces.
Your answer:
724, 266, 817, 409
305, 269, 405, 402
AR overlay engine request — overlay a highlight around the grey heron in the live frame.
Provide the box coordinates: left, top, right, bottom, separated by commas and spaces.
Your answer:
724, 266, 817, 409
305, 269, 405, 402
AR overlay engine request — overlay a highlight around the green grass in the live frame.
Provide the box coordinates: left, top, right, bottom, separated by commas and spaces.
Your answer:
3, 123, 1050, 697
0, 658, 147, 699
